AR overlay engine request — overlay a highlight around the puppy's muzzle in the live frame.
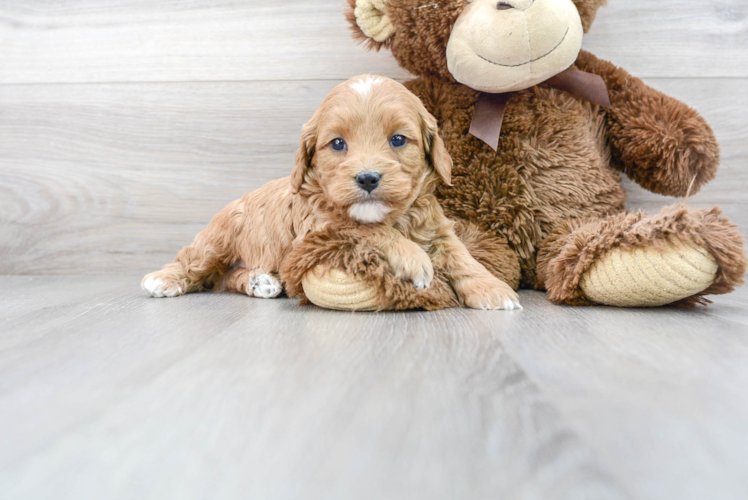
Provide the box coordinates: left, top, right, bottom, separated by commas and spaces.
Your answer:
355, 171, 382, 193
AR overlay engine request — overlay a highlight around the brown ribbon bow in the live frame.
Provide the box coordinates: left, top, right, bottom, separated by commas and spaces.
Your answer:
469, 67, 612, 151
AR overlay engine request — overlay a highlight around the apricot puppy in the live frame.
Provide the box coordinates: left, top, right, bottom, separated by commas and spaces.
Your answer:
142, 75, 520, 310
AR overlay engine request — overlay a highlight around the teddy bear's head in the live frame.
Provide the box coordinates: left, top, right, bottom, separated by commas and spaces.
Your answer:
346, 0, 606, 93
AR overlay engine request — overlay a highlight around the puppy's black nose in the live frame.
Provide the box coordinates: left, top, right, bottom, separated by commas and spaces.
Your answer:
355, 172, 381, 193
496, 2, 514, 10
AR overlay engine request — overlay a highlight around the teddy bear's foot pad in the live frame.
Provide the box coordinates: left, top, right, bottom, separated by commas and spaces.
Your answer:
302, 267, 380, 311
580, 236, 718, 307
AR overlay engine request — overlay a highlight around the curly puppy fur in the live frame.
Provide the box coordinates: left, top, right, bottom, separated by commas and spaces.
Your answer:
142, 76, 519, 311
345, 0, 746, 304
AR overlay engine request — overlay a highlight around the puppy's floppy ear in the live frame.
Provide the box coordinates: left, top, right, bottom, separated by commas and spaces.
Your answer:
291, 115, 318, 194
421, 111, 453, 187
345, 0, 395, 51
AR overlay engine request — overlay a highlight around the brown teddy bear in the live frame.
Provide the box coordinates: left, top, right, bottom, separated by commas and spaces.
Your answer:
289, 0, 746, 309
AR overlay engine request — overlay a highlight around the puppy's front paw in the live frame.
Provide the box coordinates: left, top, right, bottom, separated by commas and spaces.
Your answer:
142, 272, 185, 298
249, 273, 283, 299
390, 251, 434, 290
456, 276, 521, 311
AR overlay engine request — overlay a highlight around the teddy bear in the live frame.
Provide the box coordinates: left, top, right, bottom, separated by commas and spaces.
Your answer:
288, 0, 746, 310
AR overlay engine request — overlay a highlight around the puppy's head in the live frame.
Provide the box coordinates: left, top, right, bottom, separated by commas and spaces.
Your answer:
291, 75, 452, 224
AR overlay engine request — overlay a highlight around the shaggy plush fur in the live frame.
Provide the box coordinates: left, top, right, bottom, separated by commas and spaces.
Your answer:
345, 0, 746, 305
142, 75, 520, 310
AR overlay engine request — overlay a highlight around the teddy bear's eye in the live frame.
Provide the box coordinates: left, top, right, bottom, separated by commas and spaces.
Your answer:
331, 138, 347, 151
390, 135, 407, 148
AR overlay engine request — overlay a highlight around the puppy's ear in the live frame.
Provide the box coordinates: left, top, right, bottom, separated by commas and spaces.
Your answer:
345, 0, 395, 51
291, 116, 318, 194
421, 112, 453, 187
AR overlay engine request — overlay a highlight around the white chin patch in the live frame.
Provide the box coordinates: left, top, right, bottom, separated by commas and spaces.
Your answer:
349, 201, 391, 224
349, 76, 384, 98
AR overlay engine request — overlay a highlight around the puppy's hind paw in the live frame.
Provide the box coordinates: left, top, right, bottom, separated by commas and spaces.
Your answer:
249, 273, 283, 299
142, 274, 184, 298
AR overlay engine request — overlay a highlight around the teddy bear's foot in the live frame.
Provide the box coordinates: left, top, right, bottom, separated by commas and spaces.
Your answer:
579, 236, 717, 307
301, 266, 380, 311
541, 204, 746, 307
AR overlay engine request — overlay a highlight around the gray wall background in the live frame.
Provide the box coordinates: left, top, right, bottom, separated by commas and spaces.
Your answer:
1, 0, 746, 274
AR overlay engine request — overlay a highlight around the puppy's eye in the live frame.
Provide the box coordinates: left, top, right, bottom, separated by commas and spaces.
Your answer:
331, 138, 347, 151
390, 135, 407, 148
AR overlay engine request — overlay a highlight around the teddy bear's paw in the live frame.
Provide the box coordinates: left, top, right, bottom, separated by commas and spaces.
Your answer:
142, 273, 185, 298
580, 236, 718, 307
301, 267, 380, 311
456, 275, 522, 311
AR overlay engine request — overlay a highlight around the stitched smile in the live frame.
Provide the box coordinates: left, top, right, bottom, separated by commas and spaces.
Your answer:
477, 27, 570, 68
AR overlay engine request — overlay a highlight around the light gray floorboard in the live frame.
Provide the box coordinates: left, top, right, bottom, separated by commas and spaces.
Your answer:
488, 292, 748, 500
1, 276, 747, 499
0, 276, 630, 500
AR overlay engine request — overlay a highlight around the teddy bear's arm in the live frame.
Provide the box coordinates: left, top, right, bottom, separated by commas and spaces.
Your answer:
575, 50, 720, 197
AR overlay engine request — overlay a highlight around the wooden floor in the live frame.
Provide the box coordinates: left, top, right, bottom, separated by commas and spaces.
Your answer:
1, 277, 747, 500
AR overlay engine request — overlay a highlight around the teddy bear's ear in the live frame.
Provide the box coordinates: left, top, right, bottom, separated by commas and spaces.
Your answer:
572, 0, 607, 33
345, 0, 395, 51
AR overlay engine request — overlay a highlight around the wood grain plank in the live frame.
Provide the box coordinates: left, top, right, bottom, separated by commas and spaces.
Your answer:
0, 275, 135, 352
0, 276, 630, 500
0, 0, 407, 84
1, 78, 745, 274
0, 0, 745, 84
480, 287, 748, 500
0, 80, 337, 274
584, 0, 748, 78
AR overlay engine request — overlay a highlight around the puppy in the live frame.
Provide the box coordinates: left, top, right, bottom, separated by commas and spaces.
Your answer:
142, 75, 521, 310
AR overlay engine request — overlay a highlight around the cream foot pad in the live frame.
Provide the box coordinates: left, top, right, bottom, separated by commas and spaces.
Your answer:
580, 236, 718, 307
301, 266, 380, 312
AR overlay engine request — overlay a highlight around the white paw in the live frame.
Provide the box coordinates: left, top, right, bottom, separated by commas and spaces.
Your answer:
412, 266, 433, 290
142, 276, 183, 298
498, 297, 523, 311
249, 274, 282, 299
